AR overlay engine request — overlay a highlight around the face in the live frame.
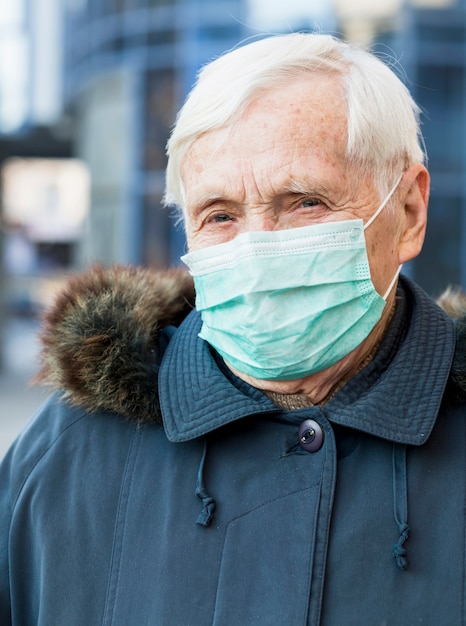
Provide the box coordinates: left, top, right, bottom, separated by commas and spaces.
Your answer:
181, 75, 408, 298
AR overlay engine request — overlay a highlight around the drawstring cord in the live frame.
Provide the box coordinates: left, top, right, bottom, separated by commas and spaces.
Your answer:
195, 437, 410, 568
392, 443, 410, 570
195, 440, 217, 527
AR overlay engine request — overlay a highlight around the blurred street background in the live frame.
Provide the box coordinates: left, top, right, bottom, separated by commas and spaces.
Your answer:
0, 0, 464, 456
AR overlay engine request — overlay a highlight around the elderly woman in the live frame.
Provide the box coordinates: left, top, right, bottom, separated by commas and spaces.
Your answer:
1, 33, 464, 625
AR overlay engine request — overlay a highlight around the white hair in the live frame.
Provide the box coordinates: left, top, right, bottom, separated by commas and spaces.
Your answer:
164, 32, 425, 212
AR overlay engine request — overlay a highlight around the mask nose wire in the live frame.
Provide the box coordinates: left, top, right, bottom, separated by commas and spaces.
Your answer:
363, 172, 404, 232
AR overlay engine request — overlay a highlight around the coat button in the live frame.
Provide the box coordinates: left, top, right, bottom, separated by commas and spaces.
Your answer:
298, 419, 324, 452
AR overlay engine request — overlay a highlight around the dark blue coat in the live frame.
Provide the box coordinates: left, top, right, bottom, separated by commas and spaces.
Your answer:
1, 274, 465, 625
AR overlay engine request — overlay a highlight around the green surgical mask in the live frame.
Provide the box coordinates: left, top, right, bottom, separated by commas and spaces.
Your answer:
181, 175, 402, 381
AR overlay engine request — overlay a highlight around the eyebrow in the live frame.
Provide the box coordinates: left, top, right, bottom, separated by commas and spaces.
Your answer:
186, 192, 232, 216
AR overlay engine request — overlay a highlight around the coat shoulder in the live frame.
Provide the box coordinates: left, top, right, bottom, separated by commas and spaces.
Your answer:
35, 265, 195, 424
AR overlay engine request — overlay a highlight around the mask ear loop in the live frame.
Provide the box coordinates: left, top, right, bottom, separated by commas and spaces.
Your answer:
383, 265, 402, 301
362, 172, 404, 302
364, 172, 404, 231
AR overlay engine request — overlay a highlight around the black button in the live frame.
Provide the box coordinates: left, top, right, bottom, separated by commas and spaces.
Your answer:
298, 419, 324, 452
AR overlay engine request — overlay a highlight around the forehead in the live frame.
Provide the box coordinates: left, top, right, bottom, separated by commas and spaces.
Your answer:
181, 75, 350, 203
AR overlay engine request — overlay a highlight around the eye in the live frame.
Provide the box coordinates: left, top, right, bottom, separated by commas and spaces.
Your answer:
301, 198, 323, 208
210, 213, 233, 223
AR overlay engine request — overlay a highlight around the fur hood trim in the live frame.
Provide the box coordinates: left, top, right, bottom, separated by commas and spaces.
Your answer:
35, 265, 195, 424
437, 287, 466, 404
35, 267, 466, 424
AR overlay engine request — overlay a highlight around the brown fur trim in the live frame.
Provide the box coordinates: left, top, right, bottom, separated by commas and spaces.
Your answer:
35, 265, 195, 424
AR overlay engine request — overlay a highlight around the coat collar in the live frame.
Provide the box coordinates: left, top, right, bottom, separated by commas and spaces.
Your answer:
159, 276, 456, 445
326, 276, 456, 444
159, 310, 279, 442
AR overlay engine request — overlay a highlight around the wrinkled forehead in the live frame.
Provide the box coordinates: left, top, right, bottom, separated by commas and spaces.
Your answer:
180, 75, 349, 182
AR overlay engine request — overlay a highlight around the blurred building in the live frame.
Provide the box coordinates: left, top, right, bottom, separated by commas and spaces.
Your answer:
0, 0, 73, 374
0, 0, 63, 132
0, 0, 74, 337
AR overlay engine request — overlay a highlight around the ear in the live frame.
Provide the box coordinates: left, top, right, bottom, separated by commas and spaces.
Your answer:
397, 164, 430, 265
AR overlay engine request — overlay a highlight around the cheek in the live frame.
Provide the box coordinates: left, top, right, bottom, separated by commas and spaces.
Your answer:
185, 228, 225, 253
365, 230, 396, 288
368, 238, 396, 261
184, 221, 198, 251
185, 231, 199, 252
